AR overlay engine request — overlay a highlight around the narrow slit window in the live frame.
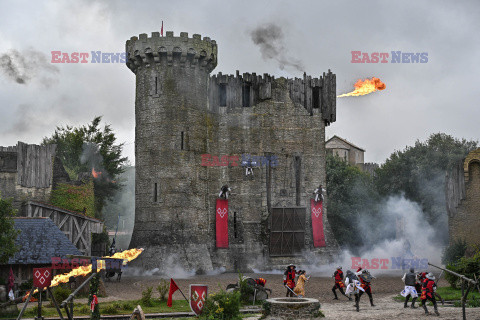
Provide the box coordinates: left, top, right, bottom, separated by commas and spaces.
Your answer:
155, 77, 158, 94
154, 183, 158, 202
312, 87, 320, 108
233, 211, 238, 239
242, 84, 251, 107
181, 131, 184, 150
219, 84, 227, 107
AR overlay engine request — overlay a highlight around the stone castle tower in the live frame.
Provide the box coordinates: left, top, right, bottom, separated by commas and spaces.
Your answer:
126, 31, 338, 271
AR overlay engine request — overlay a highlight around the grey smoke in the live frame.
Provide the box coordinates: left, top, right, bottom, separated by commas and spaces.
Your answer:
103, 166, 135, 250
81, 142, 105, 173
0, 49, 59, 86
250, 23, 304, 72
300, 195, 442, 276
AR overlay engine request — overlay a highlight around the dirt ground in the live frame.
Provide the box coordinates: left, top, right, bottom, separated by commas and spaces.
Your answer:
97, 273, 480, 319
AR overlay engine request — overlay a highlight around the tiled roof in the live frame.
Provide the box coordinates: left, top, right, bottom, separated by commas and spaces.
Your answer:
7, 217, 81, 265
326, 135, 366, 152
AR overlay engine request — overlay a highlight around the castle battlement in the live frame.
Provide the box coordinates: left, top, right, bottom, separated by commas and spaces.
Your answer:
126, 31, 217, 74
209, 70, 336, 124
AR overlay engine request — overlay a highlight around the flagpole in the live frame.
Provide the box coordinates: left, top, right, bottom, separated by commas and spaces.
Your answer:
177, 287, 189, 304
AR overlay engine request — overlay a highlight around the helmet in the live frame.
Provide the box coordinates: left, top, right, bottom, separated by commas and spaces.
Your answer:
337, 266, 342, 270
426, 273, 435, 280
257, 278, 266, 286
409, 268, 414, 273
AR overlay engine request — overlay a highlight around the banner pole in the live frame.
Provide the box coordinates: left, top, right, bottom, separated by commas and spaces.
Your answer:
177, 287, 190, 304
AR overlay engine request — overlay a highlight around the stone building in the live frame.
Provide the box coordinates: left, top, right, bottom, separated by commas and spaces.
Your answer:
125, 31, 339, 271
326, 135, 365, 169
446, 148, 480, 247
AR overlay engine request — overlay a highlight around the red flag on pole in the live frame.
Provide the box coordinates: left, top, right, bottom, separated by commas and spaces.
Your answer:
161, 21, 163, 36
215, 199, 229, 248
167, 278, 179, 307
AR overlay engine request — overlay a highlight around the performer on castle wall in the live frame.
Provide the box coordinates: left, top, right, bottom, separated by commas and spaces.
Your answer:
421, 273, 440, 316
314, 185, 326, 202
332, 266, 350, 300
401, 267, 418, 308
218, 185, 231, 199
283, 264, 296, 297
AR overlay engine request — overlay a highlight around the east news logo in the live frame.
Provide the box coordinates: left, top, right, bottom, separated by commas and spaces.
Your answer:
351, 51, 428, 63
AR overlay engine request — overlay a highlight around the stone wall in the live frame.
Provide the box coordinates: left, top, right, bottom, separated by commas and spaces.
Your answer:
446, 148, 480, 247
126, 31, 338, 272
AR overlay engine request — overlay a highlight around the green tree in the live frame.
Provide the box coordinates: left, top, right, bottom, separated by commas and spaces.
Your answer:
375, 133, 477, 238
0, 196, 19, 263
42, 116, 128, 218
326, 154, 380, 251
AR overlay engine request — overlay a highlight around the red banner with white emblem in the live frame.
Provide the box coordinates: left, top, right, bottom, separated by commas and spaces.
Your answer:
33, 267, 52, 288
216, 199, 228, 248
311, 199, 326, 247
190, 284, 208, 315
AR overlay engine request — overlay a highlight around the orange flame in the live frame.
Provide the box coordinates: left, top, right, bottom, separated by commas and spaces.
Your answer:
25, 248, 143, 298
91, 167, 102, 178
337, 77, 386, 98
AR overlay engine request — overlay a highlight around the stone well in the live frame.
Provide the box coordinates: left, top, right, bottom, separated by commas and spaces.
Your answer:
262, 297, 322, 320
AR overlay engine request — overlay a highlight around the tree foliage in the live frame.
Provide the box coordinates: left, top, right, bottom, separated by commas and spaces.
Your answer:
326, 133, 477, 251
42, 116, 128, 218
0, 196, 19, 264
375, 133, 477, 233
326, 154, 380, 252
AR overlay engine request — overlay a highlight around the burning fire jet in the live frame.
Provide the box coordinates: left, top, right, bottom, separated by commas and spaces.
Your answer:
24, 248, 143, 299
91, 167, 102, 178
337, 77, 386, 98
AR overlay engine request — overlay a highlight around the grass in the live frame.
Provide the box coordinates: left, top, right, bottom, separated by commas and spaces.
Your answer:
393, 286, 480, 307
0, 299, 191, 319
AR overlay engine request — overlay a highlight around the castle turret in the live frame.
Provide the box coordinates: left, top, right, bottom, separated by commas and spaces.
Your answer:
126, 31, 218, 269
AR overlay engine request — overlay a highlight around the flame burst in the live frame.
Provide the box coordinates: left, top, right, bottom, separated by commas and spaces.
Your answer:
92, 168, 102, 178
25, 248, 143, 298
337, 77, 386, 98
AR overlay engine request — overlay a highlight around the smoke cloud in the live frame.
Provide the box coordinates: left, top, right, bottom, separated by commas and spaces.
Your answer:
103, 166, 135, 250
0, 49, 59, 86
250, 23, 304, 72
300, 195, 442, 276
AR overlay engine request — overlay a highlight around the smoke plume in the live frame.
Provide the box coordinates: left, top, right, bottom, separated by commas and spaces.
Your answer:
301, 195, 443, 276
0, 49, 59, 86
250, 23, 304, 72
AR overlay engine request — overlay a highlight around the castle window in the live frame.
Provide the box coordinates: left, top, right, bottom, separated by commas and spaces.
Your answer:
242, 84, 251, 108
312, 87, 320, 109
151, 75, 161, 97
181, 132, 184, 150
294, 156, 302, 206
219, 84, 227, 107
154, 183, 158, 202
233, 211, 238, 239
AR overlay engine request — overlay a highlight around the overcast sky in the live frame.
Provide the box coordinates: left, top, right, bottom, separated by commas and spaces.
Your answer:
1, 0, 479, 164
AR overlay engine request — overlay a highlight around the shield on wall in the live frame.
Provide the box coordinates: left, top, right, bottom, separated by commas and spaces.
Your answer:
190, 284, 208, 315
33, 267, 52, 288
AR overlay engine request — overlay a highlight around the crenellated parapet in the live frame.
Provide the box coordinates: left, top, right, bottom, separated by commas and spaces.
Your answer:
288, 70, 336, 125
126, 31, 218, 74
209, 70, 336, 125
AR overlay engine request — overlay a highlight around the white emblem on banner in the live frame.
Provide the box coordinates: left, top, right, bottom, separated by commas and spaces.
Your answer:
217, 208, 227, 218
312, 207, 322, 218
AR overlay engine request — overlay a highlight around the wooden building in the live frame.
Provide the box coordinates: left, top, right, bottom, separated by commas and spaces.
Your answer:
0, 217, 82, 293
